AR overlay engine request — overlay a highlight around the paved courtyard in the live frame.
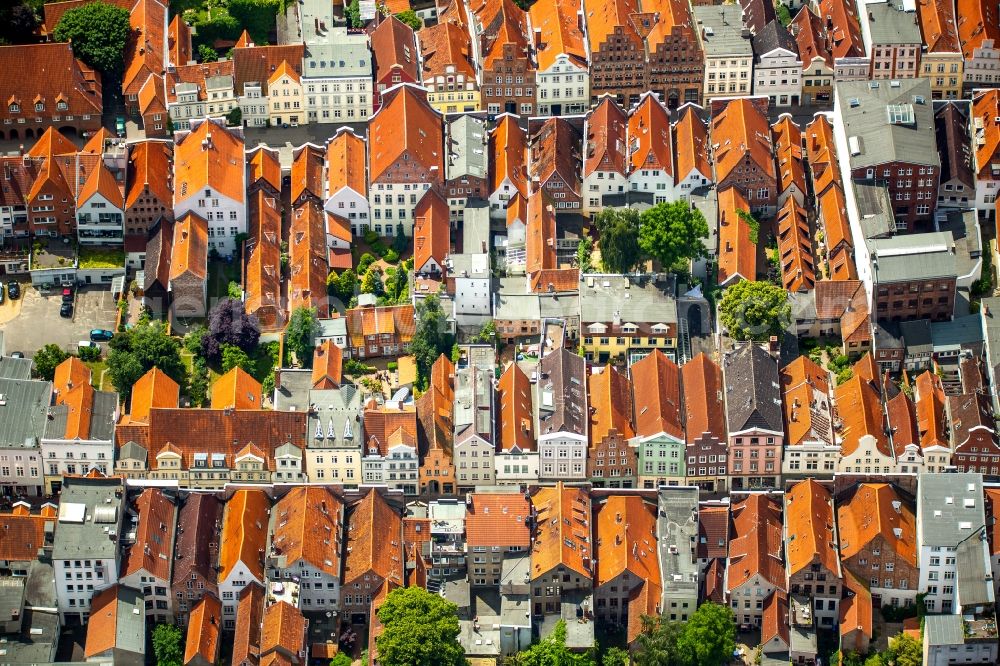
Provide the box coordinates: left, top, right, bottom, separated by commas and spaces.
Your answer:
1, 286, 118, 357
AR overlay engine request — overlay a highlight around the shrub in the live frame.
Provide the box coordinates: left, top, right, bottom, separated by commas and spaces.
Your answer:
344, 358, 377, 375
78, 346, 101, 362
387, 361, 399, 372
363, 229, 379, 245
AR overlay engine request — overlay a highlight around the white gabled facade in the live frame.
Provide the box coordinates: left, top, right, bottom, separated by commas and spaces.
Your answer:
754, 47, 802, 107
76, 189, 124, 246
536, 56, 589, 117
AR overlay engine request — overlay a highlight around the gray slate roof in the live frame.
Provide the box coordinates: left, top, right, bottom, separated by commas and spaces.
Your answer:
722, 343, 783, 434
45, 389, 117, 442
870, 231, 960, 282
866, 2, 922, 45
956, 530, 993, 606
917, 472, 985, 546
836, 78, 940, 170
924, 614, 965, 646
52, 476, 125, 561
930, 314, 984, 350
537, 347, 587, 437
0, 378, 51, 448
447, 115, 488, 181
694, 5, 753, 57
0, 356, 32, 380
579, 275, 677, 326
752, 20, 798, 60
853, 181, 896, 239
899, 319, 932, 352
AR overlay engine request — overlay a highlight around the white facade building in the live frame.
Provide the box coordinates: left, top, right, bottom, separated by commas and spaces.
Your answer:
300, 0, 373, 125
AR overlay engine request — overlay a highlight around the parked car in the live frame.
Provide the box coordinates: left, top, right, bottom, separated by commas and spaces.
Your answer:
0, 284, 5, 305
10, 351, 24, 359
6, 281, 19, 299
78, 341, 99, 351
90, 329, 114, 342
61, 287, 73, 303
60, 302, 73, 318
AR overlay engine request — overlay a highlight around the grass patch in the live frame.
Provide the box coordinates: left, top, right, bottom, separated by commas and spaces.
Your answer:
83, 360, 109, 390
79, 246, 125, 269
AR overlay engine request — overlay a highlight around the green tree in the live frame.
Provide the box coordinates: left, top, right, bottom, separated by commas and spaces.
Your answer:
674, 602, 736, 666
285, 306, 320, 367
329, 268, 358, 303
594, 207, 641, 273
718, 279, 791, 341
505, 620, 595, 666
394, 9, 422, 29
410, 294, 452, 390
577, 236, 594, 272
346, 0, 362, 28
0, 3, 39, 45
107, 322, 186, 398
152, 623, 184, 666
383, 266, 409, 305
227, 0, 280, 43
776, 3, 792, 26
393, 222, 408, 253
376, 586, 466, 666
197, 43, 218, 62
361, 267, 385, 296
32, 344, 69, 381
226, 106, 243, 127
883, 634, 921, 666
227, 280, 242, 300
330, 654, 353, 666
187, 356, 210, 407
638, 201, 709, 271
221, 344, 254, 373
633, 615, 682, 666
358, 252, 377, 274
601, 647, 629, 666
54, 1, 131, 75
737, 208, 761, 245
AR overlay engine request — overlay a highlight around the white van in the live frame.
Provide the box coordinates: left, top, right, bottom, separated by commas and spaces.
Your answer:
78, 341, 99, 351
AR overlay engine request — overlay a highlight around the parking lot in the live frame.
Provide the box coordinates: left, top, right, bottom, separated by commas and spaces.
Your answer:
1, 286, 118, 357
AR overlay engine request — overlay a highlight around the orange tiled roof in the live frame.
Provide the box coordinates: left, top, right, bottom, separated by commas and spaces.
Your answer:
311, 340, 343, 389
271, 486, 343, 577
480, 0, 531, 72
915, 370, 948, 450
529, 268, 579, 293
645, 0, 699, 49
466, 493, 531, 548
84, 585, 132, 659
174, 120, 245, 206
268, 59, 299, 85
261, 600, 306, 660
728, 493, 785, 591
972, 90, 1000, 181
917, 0, 961, 54
780, 355, 833, 447
369, 84, 443, 184
762, 591, 789, 648
819, 0, 865, 59
588, 365, 635, 445
838, 483, 916, 565
886, 390, 918, 453
626, 581, 663, 644
0, 504, 56, 562
525, 189, 557, 275
629, 93, 673, 176
498, 363, 534, 452
54, 356, 91, 398
490, 114, 529, 198
674, 105, 712, 184
232, 583, 265, 666
167, 14, 191, 67
219, 489, 271, 583
169, 212, 208, 281
529, 116, 581, 194
772, 116, 806, 197
712, 98, 776, 184
805, 114, 840, 189
717, 186, 756, 285
528, 0, 588, 71
413, 189, 450, 273
594, 494, 660, 587
211, 367, 263, 410
416, 354, 455, 455
698, 504, 730, 559
835, 375, 890, 458
792, 8, 833, 70
326, 128, 367, 198
247, 146, 282, 195
776, 197, 815, 292
123, 488, 176, 581
630, 349, 683, 441
985, 488, 1000, 556
583, 0, 641, 54
1, 45, 103, 126
584, 97, 629, 178
345, 304, 417, 349
289, 202, 330, 318
530, 483, 592, 580
125, 141, 174, 210
233, 43, 305, 97
956, 0, 1000, 60
818, 184, 851, 254
840, 569, 873, 643
853, 353, 879, 387
343, 490, 404, 586
184, 594, 222, 665
785, 479, 839, 577
681, 353, 727, 444
291, 144, 325, 204
419, 16, 477, 81
122, 0, 165, 95
165, 60, 234, 106
125, 367, 180, 425
371, 15, 419, 84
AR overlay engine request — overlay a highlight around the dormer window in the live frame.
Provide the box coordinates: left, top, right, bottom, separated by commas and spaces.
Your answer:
35, 102, 44, 112
57, 101, 68, 111
8, 104, 19, 113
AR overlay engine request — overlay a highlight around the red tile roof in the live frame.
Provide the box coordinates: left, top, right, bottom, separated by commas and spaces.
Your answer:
84, 585, 135, 659
584, 97, 629, 178
466, 493, 531, 548
247, 146, 282, 195
915, 370, 949, 450
345, 304, 417, 349
343, 490, 404, 587
630, 349, 683, 441
698, 505, 730, 559
326, 128, 367, 198
588, 365, 634, 445
819, 0, 865, 59
835, 374, 890, 458
174, 120, 246, 207
525, 189, 557, 275
792, 7, 833, 70
529, 0, 588, 71
371, 15, 420, 84
289, 202, 330, 318
838, 483, 916, 565
368, 84, 444, 184
717, 186, 757, 284
673, 105, 712, 183
917, 0, 961, 54
0, 504, 56, 562
594, 494, 660, 588
233, 44, 306, 97
728, 493, 785, 591
413, 189, 450, 273
490, 114, 529, 198
761, 591, 789, 648
498, 363, 534, 452
840, 569, 873, 647
0, 42, 103, 125
123, 488, 176, 581
125, 141, 174, 210
529, 116, 581, 195
956, 0, 1000, 60
231, 583, 265, 666
419, 15, 477, 82
785, 479, 839, 577
260, 601, 307, 661
219, 489, 271, 583
529, 268, 580, 293
776, 197, 815, 292
291, 144, 325, 204
169, 212, 208, 281
712, 98, 776, 185
628, 93, 673, 176
271, 486, 343, 577
211, 367, 263, 410
681, 353, 727, 443
311, 340, 343, 389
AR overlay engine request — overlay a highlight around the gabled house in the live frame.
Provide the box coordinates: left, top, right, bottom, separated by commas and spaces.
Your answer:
453, 361, 496, 491
780, 356, 837, 479
629, 349, 685, 488
752, 20, 802, 107
792, 8, 834, 105
84, 585, 145, 666
259, 600, 308, 664
593, 494, 661, 628
529, 116, 582, 210
934, 102, 975, 209
784, 479, 842, 626
529, 483, 593, 616
723, 344, 783, 490
956, 0, 1000, 93
528, 0, 589, 116
915, 0, 964, 100
817, 0, 868, 80
245, 191, 284, 332
341, 489, 404, 623
835, 359, 896, 475
183, 594, 222, 666
711, 97, 778, 217
683, 353, 729, 493
914, 370, 951, 472
124, 140, 173, 239
370, 16, 420, 113
627, 92, 674, 203
488, 114, 529, 221
717, 186, 757, 286
288, 202, 330, 319
537, 348, 588, 481
416, 355, 456, 496
478, 0, 536, 116
120, 488, 177, 624
231, 583, 264, 666
949, 392, 1000, 474
168, 212, 208, 318
776, 197, 816, 292
582, 97, 629, 215
673, 104, 713, 198
324, 127, 369, 236
972, 89, 1000, 212
727, 493, 786, 627
772, 115, 807, 209
218, 489, 270, 627
412, 189, 450, 277
495, 362, 539, 485
171, 493, 222, 626
587, 365, 636, 489
361, 400, 419, 495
